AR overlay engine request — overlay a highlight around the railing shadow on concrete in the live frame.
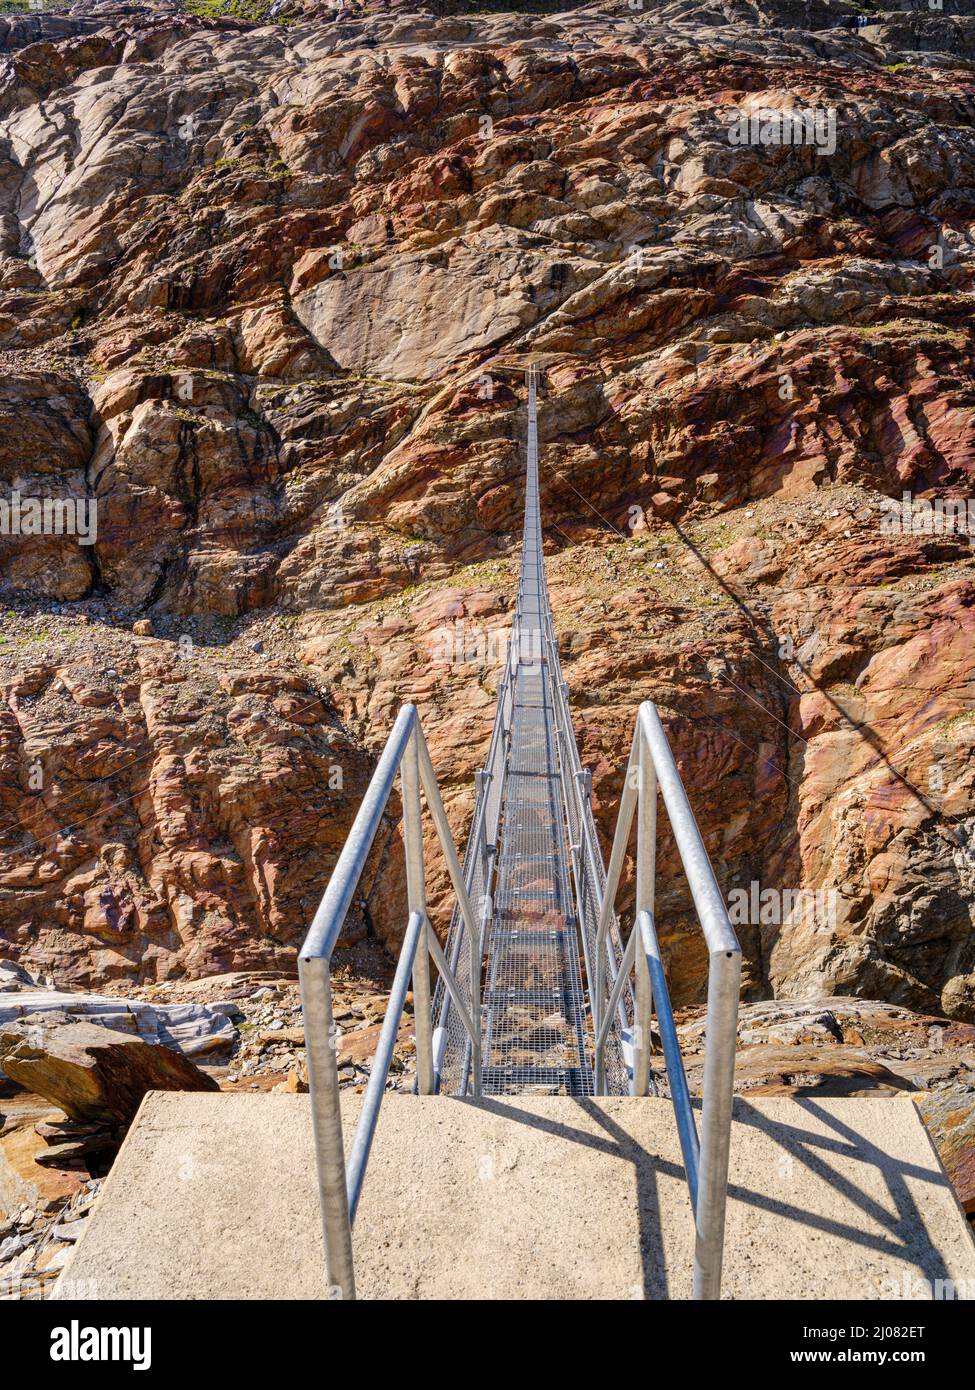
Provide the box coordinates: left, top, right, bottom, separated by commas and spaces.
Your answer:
591, 699, 742, 1300
729, 1098, 958, 1286
463, 1092, 960, 1298
467, 1092, 675, 1297
298, 703, 482, 1301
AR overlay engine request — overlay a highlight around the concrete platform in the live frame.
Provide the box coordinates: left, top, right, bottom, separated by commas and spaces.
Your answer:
54, 1092, 975, 1300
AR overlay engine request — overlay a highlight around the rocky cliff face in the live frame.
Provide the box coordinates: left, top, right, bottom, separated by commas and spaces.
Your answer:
0, 0, 973, 1016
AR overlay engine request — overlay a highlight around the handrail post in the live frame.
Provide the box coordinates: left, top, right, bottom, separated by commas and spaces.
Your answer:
575, 767, 591, 816
693, 947, 741, 1300
475, 769, 491, 885
415, 727, 483, 1096
299, 953, 355, 1299
593, 726, 640, 1076
632, 732, 657, 1096
402, 727, 435, 1094
468, 896, 483, 1098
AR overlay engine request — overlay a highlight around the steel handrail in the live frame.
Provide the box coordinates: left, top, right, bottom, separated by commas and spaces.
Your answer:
537, 602, 638, 1098
430, 615, 515, 1092
299, 703, 484, 1300
591, 698, 742, 1300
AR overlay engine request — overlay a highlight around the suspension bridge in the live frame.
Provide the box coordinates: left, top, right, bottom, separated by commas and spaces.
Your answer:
55, 367, 975, 1303
434, 363, 604, 1100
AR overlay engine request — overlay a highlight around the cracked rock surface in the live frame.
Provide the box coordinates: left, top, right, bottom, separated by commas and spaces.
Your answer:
0, 0, 972, 1033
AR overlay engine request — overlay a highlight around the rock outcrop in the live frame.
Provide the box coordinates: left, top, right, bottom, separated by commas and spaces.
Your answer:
0, 634, 378, 986
0, 0, 972, 1020
917, 1088, 975, 1216
0, 1016, 219, 1127
676, 995, 975, 1216
0, 961, 238, 1056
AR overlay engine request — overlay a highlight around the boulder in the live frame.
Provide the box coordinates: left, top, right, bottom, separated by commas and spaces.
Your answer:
690, 1043, 916, 1098
915, 1089, 975, 1216
0, 977, 238, 1059
0, 1018, 219, 1129
0, 961, 37, 993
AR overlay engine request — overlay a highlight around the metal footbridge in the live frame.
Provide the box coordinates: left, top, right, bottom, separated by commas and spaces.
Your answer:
439, 364, 593, 1097
52, 368, 975, 1305
299, 366, 743, 1299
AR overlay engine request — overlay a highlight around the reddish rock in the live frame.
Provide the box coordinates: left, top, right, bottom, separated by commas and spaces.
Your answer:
0, 646, 376, 986
915, 1090, 975, 1215
0, 1018, 218, 1127
0, 0, 972, 1020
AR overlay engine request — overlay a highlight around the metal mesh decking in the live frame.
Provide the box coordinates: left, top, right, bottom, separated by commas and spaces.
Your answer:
481, 661, 592, 1093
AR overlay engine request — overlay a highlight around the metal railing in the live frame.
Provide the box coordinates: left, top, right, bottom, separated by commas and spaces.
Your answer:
541, 590, 636, 1094
429, 614, 515, 1096
298, 703, 482, 1300
591, 699, 742, 1299
434, 359, 598, 1096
